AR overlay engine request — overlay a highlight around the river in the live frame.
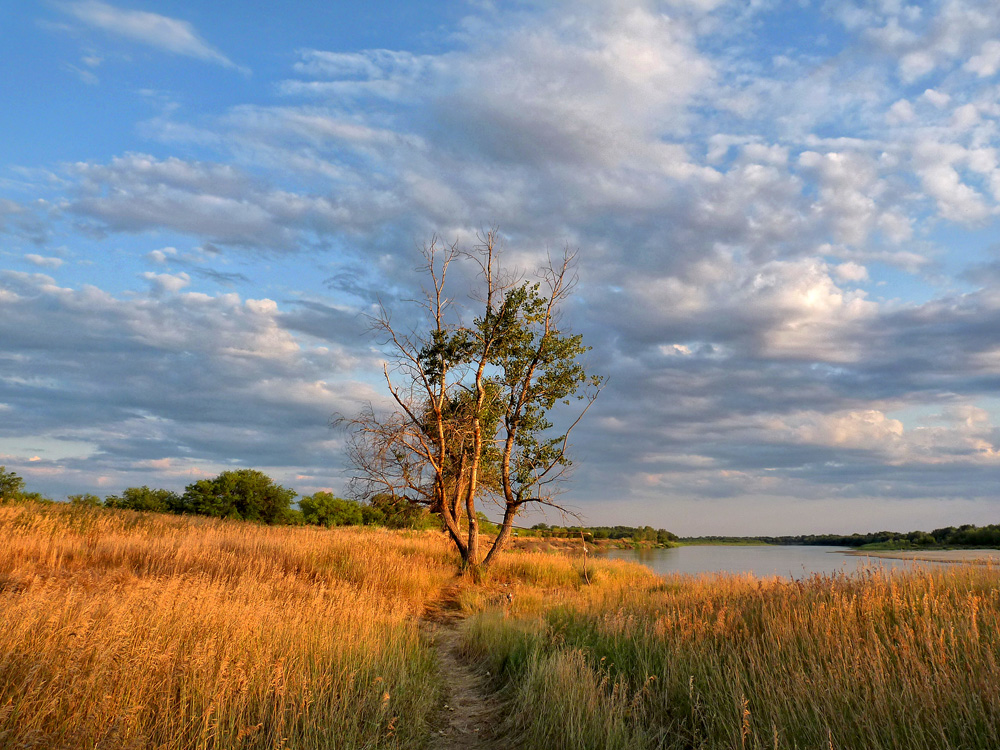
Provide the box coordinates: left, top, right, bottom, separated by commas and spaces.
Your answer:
600, 544, 953, 580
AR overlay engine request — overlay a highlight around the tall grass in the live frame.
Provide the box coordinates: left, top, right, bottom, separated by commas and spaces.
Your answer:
462, 564, 1000, 749
0, 503, 457, 749
9, 500, 997, 749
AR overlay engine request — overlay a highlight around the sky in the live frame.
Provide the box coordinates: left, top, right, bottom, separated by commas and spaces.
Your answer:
4, 0, 1000, 535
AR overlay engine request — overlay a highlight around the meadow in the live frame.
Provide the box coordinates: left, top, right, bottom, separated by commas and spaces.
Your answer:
3, 502, 1000, 749
0, 503, 456, 749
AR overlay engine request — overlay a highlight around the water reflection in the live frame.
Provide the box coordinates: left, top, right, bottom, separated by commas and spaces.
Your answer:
601, 545, 951, 580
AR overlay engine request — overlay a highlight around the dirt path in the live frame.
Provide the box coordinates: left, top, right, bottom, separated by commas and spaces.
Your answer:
423, 588, 505, 750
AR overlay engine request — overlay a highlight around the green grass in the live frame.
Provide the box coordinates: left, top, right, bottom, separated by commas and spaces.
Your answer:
461, 566, 1000, 749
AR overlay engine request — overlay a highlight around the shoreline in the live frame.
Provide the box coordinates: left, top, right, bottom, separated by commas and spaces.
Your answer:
844, 549, 1000, 565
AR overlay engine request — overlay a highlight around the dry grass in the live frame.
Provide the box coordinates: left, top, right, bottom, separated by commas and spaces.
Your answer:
462, 563, 1000, 749
10, 500, 995, 749
0, 503, 457, 749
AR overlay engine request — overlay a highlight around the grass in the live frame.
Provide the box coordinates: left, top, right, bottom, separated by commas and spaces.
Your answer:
460, 564, 1000, 749
0, 502, 457, 749
5, 501, 1000, 749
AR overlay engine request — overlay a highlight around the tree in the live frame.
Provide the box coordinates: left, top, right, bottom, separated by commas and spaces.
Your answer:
182, 469, 296, 524
68, 493, 102, 507
299, 492, 363, 527
0, 466, 25, 503
104, 486, 183, 512
342, 229, 602, 574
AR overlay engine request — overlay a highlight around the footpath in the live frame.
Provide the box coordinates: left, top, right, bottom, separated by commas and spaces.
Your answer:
422, 586, 505, 750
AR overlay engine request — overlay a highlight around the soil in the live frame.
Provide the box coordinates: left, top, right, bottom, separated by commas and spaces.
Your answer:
422, 587, 505, 750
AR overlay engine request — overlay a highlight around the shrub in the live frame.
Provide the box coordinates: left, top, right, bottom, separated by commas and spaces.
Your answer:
68, 493, 102, 507
182, 469, 296, 524
0, 466, 25, 503
104, 486, 183, 513
299, 492, 363, 527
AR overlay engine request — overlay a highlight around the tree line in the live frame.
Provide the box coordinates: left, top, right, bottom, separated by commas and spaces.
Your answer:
1, 465, 439, 530
521, 523, 677, 545
682, 525, 1000, 549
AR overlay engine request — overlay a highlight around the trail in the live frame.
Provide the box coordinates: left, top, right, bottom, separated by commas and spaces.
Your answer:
422, 586, 505, 750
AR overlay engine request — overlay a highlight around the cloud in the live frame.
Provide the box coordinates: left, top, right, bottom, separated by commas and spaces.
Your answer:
0, 269, 379, 497
10, 0, 1000, 532
965, 39, 1000, 77
24, 254, 64, 269
65, 153, 359, 250
141, 271, 190, 295
58, 1, 247, 72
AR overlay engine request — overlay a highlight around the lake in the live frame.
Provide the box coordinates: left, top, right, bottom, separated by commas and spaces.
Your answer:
600, 544, 948, 580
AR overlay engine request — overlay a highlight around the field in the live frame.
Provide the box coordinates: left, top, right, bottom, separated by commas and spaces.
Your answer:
3, 502, 1000, 749
0, 503, 456, 749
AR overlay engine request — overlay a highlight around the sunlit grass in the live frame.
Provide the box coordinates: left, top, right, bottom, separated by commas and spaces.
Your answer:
7, 501, 997, 749
0, 503, 456, 749
462, 563, 1000, 749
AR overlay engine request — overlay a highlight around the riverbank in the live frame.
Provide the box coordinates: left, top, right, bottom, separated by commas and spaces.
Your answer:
846, 548, 1000, 565
509, 536, 672, 554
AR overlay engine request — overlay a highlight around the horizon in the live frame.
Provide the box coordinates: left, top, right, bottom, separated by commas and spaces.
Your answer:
4, 1, 1000, 535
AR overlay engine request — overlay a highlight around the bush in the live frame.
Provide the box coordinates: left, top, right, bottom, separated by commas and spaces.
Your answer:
182, 469, 296, 524
68, 493, 102, 507
0, 466, 25, 503
104, 486, 183, 513
367, 494, 439, 530
299, 492, 363, 527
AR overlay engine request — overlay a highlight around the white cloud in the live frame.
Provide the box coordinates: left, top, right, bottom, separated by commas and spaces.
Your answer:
140, 271, 190, 296
834, 261, 869, 282
965, 39, 1000, 77
921, 88, 951, 108
59, 1, 246, 72
887, 99, 916, 124
913, 140, 993, 223
146, 247, 177, 264
24, 254, 63, 269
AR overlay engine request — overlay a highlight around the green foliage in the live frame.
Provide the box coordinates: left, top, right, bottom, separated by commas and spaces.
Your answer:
366, 494, 439, 530
0, 466, 25, 503
299, 492, 363, 528
104, 486, 183, 513
182, 469, 296, 524
683, 523, 1000, 549
476, 512, 499, 535
0, 467, 52, 504
521, 523, 677, 545
68, 493, 102, 507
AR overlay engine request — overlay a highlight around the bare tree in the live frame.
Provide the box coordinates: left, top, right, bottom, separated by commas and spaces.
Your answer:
341, 228, 602, 575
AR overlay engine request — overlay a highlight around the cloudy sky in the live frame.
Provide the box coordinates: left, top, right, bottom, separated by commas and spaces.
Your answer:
4, 0, 1000, 534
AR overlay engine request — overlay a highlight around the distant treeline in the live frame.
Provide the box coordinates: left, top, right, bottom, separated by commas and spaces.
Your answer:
1, 465, 441, 531
683, 524, 1000, 549
520, 523, 678, 545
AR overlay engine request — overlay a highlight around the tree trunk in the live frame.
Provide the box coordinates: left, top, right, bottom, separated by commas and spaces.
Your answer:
482, 505, 518, 570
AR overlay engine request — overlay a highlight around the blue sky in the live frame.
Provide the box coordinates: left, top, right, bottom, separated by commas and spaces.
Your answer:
4, 0, 1000, 534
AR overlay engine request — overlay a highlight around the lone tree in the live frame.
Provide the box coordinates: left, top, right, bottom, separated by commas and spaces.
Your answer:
342, 228, 602, 574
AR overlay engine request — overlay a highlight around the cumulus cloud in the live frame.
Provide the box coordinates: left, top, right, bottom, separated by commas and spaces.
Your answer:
9, 0, 1000, 531
966, 39, 1000, 77
0, 269, 379, 497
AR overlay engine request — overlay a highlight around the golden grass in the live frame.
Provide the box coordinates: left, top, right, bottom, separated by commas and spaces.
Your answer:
11, 500, 997, 749
0, 503, 457, 749
462, 563, 1000, 749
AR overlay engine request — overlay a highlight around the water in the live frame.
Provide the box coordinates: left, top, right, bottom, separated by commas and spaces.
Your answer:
600, 544, 948, 580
